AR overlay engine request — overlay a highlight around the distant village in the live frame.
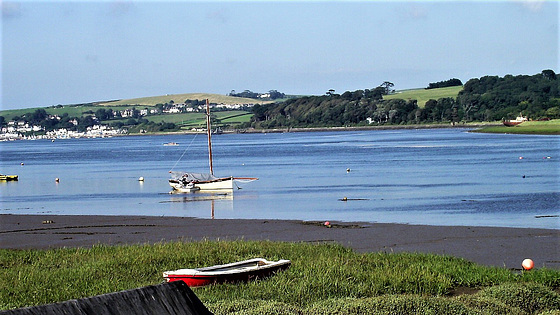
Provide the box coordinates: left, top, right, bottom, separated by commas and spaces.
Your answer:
0, 101, 254, 141
1, 118, 126, 141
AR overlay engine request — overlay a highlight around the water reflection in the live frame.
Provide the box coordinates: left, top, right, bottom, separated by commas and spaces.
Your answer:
163, 191, 234, 219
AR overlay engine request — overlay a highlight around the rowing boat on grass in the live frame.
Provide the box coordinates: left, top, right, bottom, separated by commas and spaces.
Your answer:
163, 258, 291, 287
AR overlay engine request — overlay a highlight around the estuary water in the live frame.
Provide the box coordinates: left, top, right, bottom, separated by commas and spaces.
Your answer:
1, 128, 558, 229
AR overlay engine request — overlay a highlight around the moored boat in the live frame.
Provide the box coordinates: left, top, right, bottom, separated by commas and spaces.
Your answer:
169, 172, 234, 192
0, 174, 18, 181
168, 99, 257, 193
503, 114, 528, 126
163, 258, 291, 287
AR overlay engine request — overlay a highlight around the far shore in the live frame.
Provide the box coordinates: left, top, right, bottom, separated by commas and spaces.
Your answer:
1, 214, 558, 270
129, 122, 501, 137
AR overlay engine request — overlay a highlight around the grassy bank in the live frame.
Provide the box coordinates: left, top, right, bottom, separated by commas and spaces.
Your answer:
1, 241, 559, 314
475, 119, 560, 135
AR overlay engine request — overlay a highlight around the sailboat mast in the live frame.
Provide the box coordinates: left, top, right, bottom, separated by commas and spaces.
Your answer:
206, 99, 214, 175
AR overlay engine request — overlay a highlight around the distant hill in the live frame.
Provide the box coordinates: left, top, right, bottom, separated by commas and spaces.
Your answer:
99, 93, 273, 106
383, 86, 463, 107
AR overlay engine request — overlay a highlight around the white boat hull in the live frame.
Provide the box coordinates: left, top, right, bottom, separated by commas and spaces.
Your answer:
169, 177, 234, 193
163, 258, 291, 287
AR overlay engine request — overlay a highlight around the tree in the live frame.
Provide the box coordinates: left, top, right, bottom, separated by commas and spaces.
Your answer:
542, 69, 557, 80
132, 108, 141, 119
365, 87, 385, 100
546, 106, 560, 118
380, 81, 394, 95
28, 109, 48, 124
268, 90, 285, 100
95, 108, 114, 121
426, 78, 463, 89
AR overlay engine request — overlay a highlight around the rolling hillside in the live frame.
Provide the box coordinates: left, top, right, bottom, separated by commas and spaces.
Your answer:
99, 93, 272, 106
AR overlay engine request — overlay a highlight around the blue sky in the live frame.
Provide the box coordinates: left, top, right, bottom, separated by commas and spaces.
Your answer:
2, 1, 558, 110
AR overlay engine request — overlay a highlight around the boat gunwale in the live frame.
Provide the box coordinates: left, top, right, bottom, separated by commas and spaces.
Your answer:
163, 258, 291, 277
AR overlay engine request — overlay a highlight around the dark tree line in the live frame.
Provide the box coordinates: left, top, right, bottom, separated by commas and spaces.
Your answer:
229, 89, 286, 100
242, 70, 559, 129
456, 71, 559, 121
426, 78, 463, 89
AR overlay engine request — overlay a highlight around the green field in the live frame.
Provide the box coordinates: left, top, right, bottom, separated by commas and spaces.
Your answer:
0, 93, 268, 121
110, 111, 252, 129
384, 86, 463, 107
475, 119, 560, 135
1, 241, 559, 314
99, 93, 272, 106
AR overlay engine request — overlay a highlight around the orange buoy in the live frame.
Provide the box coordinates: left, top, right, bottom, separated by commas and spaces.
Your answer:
522, 258, 534, 270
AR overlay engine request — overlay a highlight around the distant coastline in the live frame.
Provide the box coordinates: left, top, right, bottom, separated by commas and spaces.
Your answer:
133, 122, 500, 136
135, 120, 559, 136
5, 121, 560, 140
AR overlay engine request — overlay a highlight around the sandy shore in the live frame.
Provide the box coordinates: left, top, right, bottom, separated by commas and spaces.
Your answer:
1, 214, 558, 270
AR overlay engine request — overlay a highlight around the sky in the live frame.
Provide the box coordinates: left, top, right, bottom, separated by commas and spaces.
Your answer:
1, 0, 558, 110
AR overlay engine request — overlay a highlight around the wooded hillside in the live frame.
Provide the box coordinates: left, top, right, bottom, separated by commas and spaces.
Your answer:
245, 70, 559, 129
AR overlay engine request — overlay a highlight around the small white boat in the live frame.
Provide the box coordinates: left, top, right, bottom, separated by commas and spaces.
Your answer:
163, 258, 291, 287
503, 114, 528, 126
169, 172, 234, 192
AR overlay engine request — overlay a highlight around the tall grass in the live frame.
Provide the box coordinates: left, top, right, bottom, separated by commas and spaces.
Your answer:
1, 240, 558, 313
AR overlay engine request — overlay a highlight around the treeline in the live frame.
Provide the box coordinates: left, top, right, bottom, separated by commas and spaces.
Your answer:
426, 78, 463, 89
229, 89, 286, 100
243, 70, 559, 129
456, 71, 559, 121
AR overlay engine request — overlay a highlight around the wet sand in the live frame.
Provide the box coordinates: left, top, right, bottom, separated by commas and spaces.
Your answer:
1, 214, 558, 269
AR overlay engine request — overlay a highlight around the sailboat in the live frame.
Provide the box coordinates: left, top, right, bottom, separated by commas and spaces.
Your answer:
168, 99, 257, 193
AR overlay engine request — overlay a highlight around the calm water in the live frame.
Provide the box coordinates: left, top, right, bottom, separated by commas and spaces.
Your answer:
1, 129, 558, 229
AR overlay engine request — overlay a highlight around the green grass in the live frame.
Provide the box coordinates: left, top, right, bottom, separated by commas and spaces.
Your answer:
475, 119, 560, 135
111, 111, 251, 129
1, 240, 559, 314
384, 86, 463, 107
0, 92, 268, 121
99, 93, 272, 106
